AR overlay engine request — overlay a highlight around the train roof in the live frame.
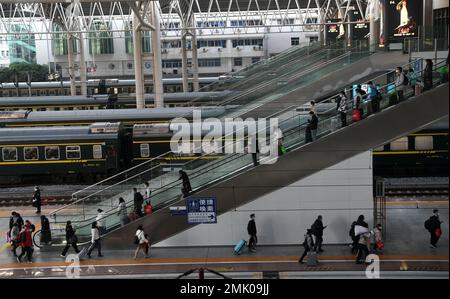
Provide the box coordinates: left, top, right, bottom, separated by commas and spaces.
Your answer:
0, 123, 120, 143
0, 107, 226, 124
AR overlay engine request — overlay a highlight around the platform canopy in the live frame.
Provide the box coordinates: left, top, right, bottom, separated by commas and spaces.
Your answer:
0, 0, 369, 35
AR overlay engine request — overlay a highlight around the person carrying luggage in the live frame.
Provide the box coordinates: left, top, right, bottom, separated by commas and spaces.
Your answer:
61, 221, 80, 257
337, 91, 348, 127
247, 214, 257, 253
32, 186, 41, 214
298, 229, 315, 264
425, 209, 443, 248
87, 221, 103, 259
133, 188, 144, 217
371, 224, 384, 252
134, 225, 150, 259
355, 232, 371, 264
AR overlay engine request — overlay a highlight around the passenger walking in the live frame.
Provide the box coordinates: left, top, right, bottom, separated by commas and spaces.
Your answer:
87, 221, 103, 258
425, 209, 443, 248
134, 225, 149, 259
95, 209, 106, 235
32, 186, 41, 214
9, 211, 24, 238
40, 215, 52, 244
10, 222, 20, 257
307, 111, 318, 141
247, 214, 257, 253
355, 231, 371, 264
371, 224, 384, 252
395, 66, 406, 102
117, 197, 128, 227
133, 188, 144, 217
61, 221, 80, 257
349, 215, 369, 252
298, 229, 315, 264
179, 170, 192, 197
311, 215, 327, 253
17, 220, 34, 263
337, 91, 348, 127
423, 59, 433, 91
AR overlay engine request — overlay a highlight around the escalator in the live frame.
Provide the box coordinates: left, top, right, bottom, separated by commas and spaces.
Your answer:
101, 83, 448, 249
42, 58, 448, 249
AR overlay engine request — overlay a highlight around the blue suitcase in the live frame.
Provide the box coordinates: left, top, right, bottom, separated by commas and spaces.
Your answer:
234, 240, 247, 255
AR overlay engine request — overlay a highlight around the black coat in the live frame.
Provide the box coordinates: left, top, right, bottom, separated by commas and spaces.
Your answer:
247, 219, 257, 235
134, 192, 144, 207
33, 190, 41, 206
429, 215, 442, 230
9, 215, 24, 230
179, 171, 192, 191
308, 114, 318, 130
311, 219, 325, 237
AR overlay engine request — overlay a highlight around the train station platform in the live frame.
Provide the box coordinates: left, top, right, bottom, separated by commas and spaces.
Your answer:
0, 200, 448, 279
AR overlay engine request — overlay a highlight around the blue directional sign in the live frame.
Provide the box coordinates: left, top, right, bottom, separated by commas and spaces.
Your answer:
186, 197, 217, 224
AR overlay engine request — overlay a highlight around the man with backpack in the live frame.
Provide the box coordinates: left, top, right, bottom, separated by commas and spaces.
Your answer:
425, 209, 443, 248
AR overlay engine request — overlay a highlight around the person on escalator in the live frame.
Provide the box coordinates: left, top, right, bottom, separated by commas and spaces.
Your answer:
337, 91, 348, 127
117, 197, 128, 227
179, 170, 192, 197
395, 67, 406, 101
133, 188, 144, 217
423, 59, 434, 91
367, 81, 380, 114
247, 137, 259, 166
307, 111, 318, 141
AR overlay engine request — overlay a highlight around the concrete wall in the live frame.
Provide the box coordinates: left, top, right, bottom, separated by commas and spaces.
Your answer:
154, 151, 373, 247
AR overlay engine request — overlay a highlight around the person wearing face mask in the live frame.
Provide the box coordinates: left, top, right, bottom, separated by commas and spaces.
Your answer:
425, 209, 443, 248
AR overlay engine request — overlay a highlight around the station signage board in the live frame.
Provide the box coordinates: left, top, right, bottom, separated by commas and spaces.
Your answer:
186, 197, 217, 224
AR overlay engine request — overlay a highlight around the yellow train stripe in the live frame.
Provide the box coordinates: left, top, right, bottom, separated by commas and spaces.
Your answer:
409, 133, 448, 136
133, 156, 223, 161
0, 159, 105, 165
373, 150, 448, 155
0, 142, 105, 147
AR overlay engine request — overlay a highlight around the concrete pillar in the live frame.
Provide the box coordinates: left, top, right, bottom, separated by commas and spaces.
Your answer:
181, 33, 189, 93
151, 1, 164, 108
133, 12, 145, 109
369, 0, 379, 52
67, 34, 76, 96
78, 32, 87, 96
191, 21, 200, 92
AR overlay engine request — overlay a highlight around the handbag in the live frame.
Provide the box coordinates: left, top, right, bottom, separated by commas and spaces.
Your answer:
376, 240, 384, 250
435, 228, 442, 237
69, 235, 78, 244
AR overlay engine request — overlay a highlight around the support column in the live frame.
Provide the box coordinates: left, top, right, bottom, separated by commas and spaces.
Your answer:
151, 1, 164, 108
133, 12, 145, 109
78, 32, 87, 96
67, 34, 76, 96
369, 0, 379, 52
181, 33, 189, 93
191, 23, 200, 92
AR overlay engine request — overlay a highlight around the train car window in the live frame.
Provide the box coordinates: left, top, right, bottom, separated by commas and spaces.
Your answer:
24, 147, 39, 161
93, 145, 103, 159
415, 136, 433, 150
66, 146, 81, 159
2, 147, 17, 161
45, 146, 60, 160
390, 137, 408, 151
140, 144, 150, 158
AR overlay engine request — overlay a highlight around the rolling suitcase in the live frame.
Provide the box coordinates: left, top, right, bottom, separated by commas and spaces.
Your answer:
352, 109, 361, 122
234, 240, 247, 255
307, 251, 318, 266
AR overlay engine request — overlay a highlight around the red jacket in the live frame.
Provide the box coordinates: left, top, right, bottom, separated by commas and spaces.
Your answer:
19, 226, 33, 247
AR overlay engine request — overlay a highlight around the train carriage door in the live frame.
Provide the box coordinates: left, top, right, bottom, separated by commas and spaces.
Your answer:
119, 130, 133, 170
